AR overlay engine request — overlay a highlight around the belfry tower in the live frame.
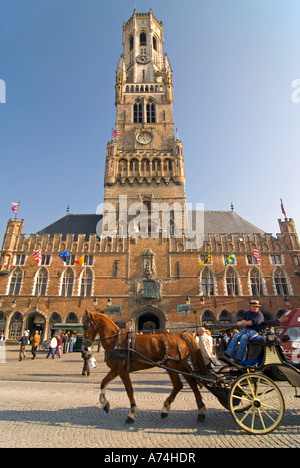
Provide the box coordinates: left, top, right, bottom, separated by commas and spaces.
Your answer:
104, 10, 186, 219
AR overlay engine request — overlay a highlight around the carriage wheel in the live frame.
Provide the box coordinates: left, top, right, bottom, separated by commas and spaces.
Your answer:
229, 373, 285, 435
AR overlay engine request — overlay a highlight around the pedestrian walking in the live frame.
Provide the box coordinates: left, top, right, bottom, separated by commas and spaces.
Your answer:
56, 335, 63, 358
19, 331, 28, 361
46, 336, 57, 359
81, 341, 92, 376
31, 330, 41, 359
69, 333, 75, 353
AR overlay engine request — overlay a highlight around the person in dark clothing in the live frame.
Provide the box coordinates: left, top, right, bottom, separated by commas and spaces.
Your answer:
19, 332, 28, 361
81, 340, 92, 376
224, 300, 264, 362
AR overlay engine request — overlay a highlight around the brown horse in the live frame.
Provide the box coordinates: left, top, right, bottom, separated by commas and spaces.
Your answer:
84, 310, 208, 423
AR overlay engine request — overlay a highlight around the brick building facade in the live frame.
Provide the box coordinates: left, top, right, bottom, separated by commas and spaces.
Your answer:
0, 10, 299, 341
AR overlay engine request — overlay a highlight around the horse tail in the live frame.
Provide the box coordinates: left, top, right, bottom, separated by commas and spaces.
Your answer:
181, 333, 209, 375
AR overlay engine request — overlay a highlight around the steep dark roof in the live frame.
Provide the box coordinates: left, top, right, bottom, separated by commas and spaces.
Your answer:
37, 211, 265, 238
202, 211, 265, 236
37, 214, 102, 239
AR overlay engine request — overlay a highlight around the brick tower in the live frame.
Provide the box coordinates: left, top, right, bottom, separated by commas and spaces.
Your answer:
103, 9, 186, 238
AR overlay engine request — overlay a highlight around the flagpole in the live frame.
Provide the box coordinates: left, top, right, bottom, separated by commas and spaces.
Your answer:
14, 200, 20, 221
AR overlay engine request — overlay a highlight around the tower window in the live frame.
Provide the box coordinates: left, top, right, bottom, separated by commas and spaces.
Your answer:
129, 36, 134, 51
140, 32, 147, 46
146, 102, 156, 123
134, 102, 143, 123
153, 36, 157, 51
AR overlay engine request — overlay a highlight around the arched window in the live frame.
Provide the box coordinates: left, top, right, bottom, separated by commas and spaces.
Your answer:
129, 35, 134, 51
66, 312, 79, 323
9, 268, 23, 296
140, 32, 146, 46
219, 310, 233, 324
146, 102, 156, 123
200, 267, 214, 296
0, 311, 6, 335
273, 268, 289, 295
249, 267, 264, 296
130, 158, 139, 172
201, 309, 216, 327
9, 311, 23, 340
80, 268, 93, 296
34, 268, 48, 296
226, 267, 239, 296
49, 312, 62, 328
61, 268, 74, 296
134, 101, 143, 123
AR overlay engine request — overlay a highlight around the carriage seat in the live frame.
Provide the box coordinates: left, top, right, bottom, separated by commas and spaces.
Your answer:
238, 335, 264, 366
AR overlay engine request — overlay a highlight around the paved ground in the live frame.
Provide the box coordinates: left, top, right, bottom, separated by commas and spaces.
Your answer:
0, 344, 299, 449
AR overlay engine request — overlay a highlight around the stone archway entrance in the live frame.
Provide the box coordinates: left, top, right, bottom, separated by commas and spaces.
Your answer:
25, 312, 46, 341
131, 306, 167, 332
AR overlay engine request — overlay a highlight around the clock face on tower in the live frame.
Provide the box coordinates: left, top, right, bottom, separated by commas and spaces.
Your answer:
136, 131, 153, 145
136, 54, 151, 64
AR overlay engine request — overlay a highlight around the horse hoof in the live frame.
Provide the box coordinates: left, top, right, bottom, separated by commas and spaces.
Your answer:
161, 412, 168, 419
103, 403, 110, 413
197, 413, 205, 422
125, 416, 135, 424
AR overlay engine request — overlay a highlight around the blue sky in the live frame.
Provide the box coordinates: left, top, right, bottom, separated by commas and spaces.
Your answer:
1, 0, 300, 244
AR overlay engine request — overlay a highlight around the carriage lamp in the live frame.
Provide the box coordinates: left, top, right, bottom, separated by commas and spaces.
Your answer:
12, 299, 17, 308
94, 297, 98, 306
107, 297, 112, 306
185, 296, 190, 305
200, 296, 205, 306
0, 297, 2, 307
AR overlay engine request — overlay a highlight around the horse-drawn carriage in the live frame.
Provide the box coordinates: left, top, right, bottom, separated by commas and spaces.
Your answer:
84, 311, 300, 435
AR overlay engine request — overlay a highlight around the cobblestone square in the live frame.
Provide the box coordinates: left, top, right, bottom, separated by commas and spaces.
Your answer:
0, 344, 299, 448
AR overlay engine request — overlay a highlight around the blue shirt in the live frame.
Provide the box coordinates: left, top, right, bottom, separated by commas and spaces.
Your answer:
244, 310, 264, 331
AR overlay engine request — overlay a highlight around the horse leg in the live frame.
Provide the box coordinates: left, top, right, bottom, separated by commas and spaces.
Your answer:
161, 370, 183, 419
99, 368, 118, 413
119, 372, 138, 424
183, 375, 206, 422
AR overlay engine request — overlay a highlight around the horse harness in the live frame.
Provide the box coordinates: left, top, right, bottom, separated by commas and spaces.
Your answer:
108, 329, 187, 373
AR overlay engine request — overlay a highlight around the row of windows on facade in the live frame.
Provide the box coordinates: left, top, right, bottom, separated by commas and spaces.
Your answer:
13, 253, 285, 268
200, 266, 290, 296
7, 265, 290, 298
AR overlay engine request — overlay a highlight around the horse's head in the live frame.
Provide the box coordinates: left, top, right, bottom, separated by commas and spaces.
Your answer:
83, 310, 98, 343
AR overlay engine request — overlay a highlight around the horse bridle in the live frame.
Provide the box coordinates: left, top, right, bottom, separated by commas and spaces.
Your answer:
83, 314, 125, 344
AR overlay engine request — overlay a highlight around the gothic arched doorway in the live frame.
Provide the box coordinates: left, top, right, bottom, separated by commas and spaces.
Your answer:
25, 312, 46, 341
131, 306, 167, 333
138, 313, 160, 332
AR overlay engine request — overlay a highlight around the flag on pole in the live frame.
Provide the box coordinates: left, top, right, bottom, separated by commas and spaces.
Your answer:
252, 249, 261, 262
199, 250, 211, 266
11, 202, 19, 215
225, 251, 235, 266
59, 251, 70, 263
74, 254, 85, 266
112, 129, 117, 139
280, 199, 286, 218
33, 249, 42, 264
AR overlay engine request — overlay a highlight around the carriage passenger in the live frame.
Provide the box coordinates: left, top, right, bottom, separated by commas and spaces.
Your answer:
224, 300, 264, 363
